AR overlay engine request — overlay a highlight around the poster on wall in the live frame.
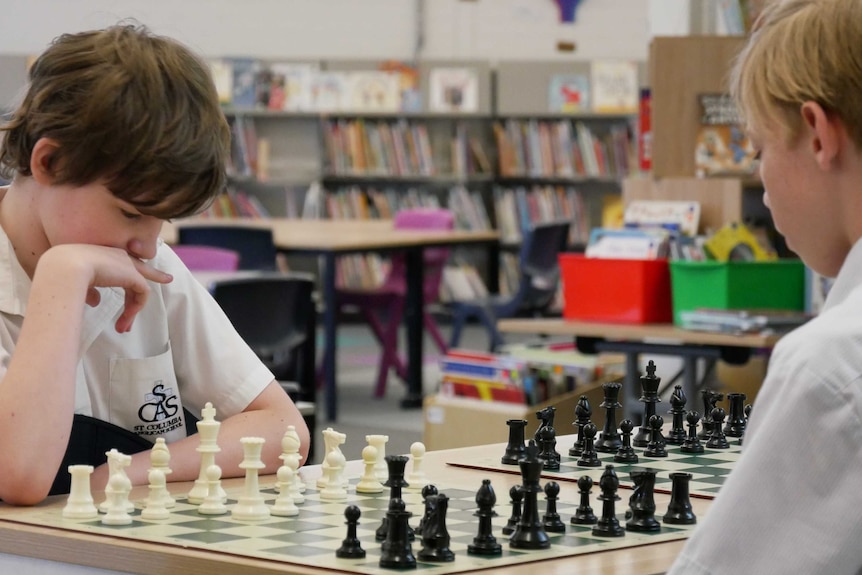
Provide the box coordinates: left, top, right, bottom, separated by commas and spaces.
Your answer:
429, 67, 479, 113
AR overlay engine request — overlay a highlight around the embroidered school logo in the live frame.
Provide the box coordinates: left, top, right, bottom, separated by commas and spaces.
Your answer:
134, 381, 183, 436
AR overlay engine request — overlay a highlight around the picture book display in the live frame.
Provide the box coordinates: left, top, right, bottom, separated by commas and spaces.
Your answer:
694, 93, 759, 177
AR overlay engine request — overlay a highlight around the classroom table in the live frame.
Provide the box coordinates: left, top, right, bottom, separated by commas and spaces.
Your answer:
497, 318, 783, 419
0, 435, 710, 575
162, 219, 500, 422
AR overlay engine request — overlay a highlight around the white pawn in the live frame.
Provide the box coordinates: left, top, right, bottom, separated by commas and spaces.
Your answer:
101, 473, 133, 525
149, 438, 175, 508
355, 445, 384, 494
141, 469, 171, 520
319, 450, 347, 501
365, 434, 389, 482
198, 465, 228, 515
406, 441, 428, 490
278, 426, 304, 494
63, 465, 98, 519
285, 453, 305, 504
271, 466, 299, 517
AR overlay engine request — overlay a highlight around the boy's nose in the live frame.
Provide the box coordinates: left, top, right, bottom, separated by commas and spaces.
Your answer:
126, 221, 163, 261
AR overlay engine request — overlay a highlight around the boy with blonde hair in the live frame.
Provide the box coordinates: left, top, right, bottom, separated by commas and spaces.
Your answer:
670, 0, 862, 571
0, 24, 309, 505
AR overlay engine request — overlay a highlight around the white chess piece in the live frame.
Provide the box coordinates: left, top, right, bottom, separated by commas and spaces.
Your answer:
406, 441, 428, 489
271, 466, 299, 517
278, 426, 304, 494
355, 445, 384, 494
319, 450, 347, 501
231, 437, 271, 521
101, 473, 133, 525
99, 450, 133, 514
317, 427, 347, 489
149, 438, 175, 508
198, 465, 228, 516
188, 403, 225, 504
365, 434, 389, 482
141, 469, 171, 520
63, 465, 98, 519
285, 453, 305, 504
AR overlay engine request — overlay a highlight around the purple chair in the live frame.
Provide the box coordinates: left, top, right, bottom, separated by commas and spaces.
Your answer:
171, 245, 240, 271
335, 208, 454, 398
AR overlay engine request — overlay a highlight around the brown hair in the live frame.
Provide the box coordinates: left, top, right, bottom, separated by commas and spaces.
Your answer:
730, 0, 862, 147
0, 23, 229, 218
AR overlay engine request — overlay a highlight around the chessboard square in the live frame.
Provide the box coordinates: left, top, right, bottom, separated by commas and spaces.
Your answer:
697, 451, 741, 462
171, 518, 238, 531
172, 529, 249, 544
358, 509, 388, 521
260, 530, 339, 545
262, 543, 348, 558
355, 498, 392, 511
709, 461, 737, 471
84, 519, 148, 530
626, 460, 699, 472
113, 523, 202, 538
281, 519, 340, 532
216, 524, 298, 538
691, 475, 727, 486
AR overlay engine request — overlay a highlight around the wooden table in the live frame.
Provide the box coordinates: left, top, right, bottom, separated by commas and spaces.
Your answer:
0, 437, 709, 575
498, 318, 783, 418
162, 219, 500, 422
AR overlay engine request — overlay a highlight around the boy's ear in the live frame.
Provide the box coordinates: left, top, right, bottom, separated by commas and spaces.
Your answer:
29, 138, 61, 185
800, 101, 841, 170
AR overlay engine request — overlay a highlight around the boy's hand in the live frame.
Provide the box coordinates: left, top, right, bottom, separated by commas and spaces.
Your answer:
36, 244, 173, 333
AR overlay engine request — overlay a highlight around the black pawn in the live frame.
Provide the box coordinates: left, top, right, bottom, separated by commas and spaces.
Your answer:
542, 481, 566, 533
502, 484, 523, 535
699, 389, 724, 440
613, 419, 639, 464
509, 441, 551, 550
569, 395, 592, 457
625, 470, 660, 532
417, 493, 454, 562
577, 423, 601, 467
592, 465, 624, 537
595, 381, 623, 453
706, 407, 730, 449
643, 415, 668, 458
724, 393, 747, 437
633, 360, 662, 447
537, 425, 560, 471
680, 410, 704, 454
663, 472, 697, 525
502, 419, 528, 465
379, 498, 416, 569
415, 484, 439, 537
666, 385, 688, 445
740, 403, 753, 446
336, 505, 366, 559
468, 479, 502, 555
571, 475, 597, 525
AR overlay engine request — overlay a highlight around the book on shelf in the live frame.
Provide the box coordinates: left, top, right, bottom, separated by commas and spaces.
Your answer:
694, 93, 759, 178
229, 58, 259, 108
309, 72, 348, 112
263, 62, 317, 111
378, 60, 422, 112
428, 67, 479, 113
679, 308, 812, 335
207, 59, 234, 105
585, 227, 671, 260
623, 200, 701, 237
344, 71, 401, 113
548, 73, 590, 113
590, 60, 639, 114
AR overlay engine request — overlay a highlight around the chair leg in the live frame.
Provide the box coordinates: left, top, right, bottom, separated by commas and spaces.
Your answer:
424, 311, 448, 355
373, 302, 404, 398
475, 308, 502, 352
448, 307, 468, 349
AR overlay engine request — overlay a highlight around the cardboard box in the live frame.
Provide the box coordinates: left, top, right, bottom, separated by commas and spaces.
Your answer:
423, 378, 611, 451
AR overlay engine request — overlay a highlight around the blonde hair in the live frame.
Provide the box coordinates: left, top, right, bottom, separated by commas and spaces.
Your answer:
0, 24, 229, 219
730, 0, 862, 146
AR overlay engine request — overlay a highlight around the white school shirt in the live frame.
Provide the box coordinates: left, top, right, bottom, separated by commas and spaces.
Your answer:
0, 229, 274, 444
668, 240, 862, 575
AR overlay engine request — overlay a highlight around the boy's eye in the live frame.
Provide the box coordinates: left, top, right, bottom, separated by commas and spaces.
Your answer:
121, 209, 141, 220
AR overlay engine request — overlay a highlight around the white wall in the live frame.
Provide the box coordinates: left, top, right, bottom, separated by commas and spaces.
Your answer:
0, 0, 688, 62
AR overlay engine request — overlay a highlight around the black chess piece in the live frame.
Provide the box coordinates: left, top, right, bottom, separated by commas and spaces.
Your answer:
542, 481, 566, 533
577, 422, 602, 467
502, 419, 528, 465
625, 470, 660, 532
336, 504, 366, 559
740, 403, 754, 446
534, 406, 556, 443
376, 455, 413, 541
509, 441, 551, 550
633, 360, 662, 447
569, 395, 592, 457
614, 419, 639, 464
415, 484, 439, 537
571, 475, 597, 525
592, 465, 625, 537
666, 385, 688, 445
595, 381, 624, 453
680, 410, 704, 454
699, 389, 724, 440
706, 407, 730, 449
724, 393, 747, 437
663, 472, 697, 525
417, 493, 455, 562
537, 426, 561, 471
502, 484, 523, 536
379, 498, 416, 569
643, 415, 668, 457
468, 479, 502, 555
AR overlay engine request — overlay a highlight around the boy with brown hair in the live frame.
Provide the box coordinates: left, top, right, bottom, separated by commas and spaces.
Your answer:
0, 23, 309, 505
670, 0, 862, 571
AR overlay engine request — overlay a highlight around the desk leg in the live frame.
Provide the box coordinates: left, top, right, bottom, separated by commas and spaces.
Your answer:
402, 247, 424, 409
322, 253, 338, 422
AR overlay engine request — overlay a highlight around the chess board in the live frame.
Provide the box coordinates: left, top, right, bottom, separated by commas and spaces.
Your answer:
0, 476, 696, 575
447, 441, 742, 500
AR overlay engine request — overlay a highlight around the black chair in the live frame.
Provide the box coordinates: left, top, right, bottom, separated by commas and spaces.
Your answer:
448, 220, 571, 352
210, 273, 317, 458
177, 225, 278, 271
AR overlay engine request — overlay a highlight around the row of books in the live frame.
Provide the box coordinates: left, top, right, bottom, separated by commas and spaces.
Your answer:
493, 186, 591, 246
198, 187, 271, 219
494, 119, 635, 179
322, 119, 436, 176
